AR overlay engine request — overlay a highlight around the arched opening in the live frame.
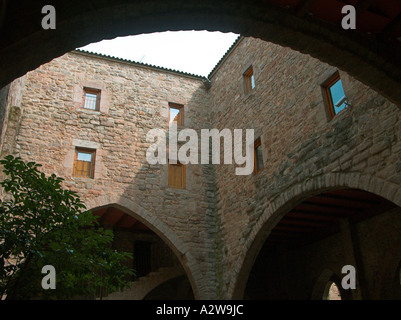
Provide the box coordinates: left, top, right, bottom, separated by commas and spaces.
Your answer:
91, 205, 193, 300
324, 282, 341, 300
143, 275, 194, 300
243, 188, 400, 299
1, 1, 401, 107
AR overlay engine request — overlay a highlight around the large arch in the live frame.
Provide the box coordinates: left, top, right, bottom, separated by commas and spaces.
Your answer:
311, 269, 352, 300
1, 1, 401, 108
229, 172, 401, 299
85, 194, 204, 299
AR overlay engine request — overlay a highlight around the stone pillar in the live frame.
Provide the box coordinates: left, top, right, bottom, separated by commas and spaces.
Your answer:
340, 218, 367, 300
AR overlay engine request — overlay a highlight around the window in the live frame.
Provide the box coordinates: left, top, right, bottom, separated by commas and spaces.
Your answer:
323, 72, 349, 119
244, 65, 255, 94
83, 88, 101, 111
169, 103, 184, 126
254, 138, 264, 174
73, 148, 96, 178
168, 161, 186, 189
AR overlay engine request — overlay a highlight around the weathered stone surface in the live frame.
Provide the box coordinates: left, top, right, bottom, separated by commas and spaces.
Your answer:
208, 37, 401, 298
0, 36, 400, 300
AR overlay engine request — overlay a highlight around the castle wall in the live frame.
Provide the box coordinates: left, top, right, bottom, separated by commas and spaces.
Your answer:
1, 36, 401, 299
208, 37, 401, 298
5, 51, 218, 299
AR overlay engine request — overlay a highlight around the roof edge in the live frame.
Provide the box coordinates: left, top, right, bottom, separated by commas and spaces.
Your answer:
72, 49, 208, 81
207, 35, 244, 80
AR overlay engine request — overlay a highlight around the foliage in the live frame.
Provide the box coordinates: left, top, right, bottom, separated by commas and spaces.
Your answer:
0, 155, 134, 299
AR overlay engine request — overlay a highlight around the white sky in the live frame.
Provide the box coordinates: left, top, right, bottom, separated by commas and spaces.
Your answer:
78, 31, 239, 77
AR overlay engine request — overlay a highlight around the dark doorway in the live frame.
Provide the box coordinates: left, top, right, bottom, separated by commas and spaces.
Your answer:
134, 240, 152, 278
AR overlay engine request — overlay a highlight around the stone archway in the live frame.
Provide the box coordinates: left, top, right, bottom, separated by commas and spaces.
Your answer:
311, 269, 352, 300
229, 172, 401, 299
1, 1, 401, 108
85, 194, 203, 299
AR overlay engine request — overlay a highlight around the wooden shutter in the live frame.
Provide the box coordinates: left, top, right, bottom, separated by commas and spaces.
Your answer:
244, 65, 254, 94
168, 162, 186, 189
254, 138, 264, 174
73, 149, 95, 178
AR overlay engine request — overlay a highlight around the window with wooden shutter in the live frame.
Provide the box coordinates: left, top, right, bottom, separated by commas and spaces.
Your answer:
254, 138, 264, 175
73, 148, 96, 178
322, 72, 349, 119
244, 65, 255, 94
168, 161, 186, 189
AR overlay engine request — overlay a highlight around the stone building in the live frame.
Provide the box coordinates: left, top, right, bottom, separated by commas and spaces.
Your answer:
0, 35, 400, 300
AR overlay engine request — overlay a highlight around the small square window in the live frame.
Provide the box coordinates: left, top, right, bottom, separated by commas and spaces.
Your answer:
73, 148, 96, 178
244, 65, 255, 94
254, 138, 264, 175
323, 72, 349, 119
168, 161, 186, 189
83, 88, 101, 111
169, 103, 184, 126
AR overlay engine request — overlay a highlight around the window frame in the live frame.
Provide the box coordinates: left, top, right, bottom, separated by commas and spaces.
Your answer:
322, 72, 347, 120
168, 102, 184, 126
254, 138, 264, 175
168, 161, 186, 189
83, 87, 101, 111
73, 147, 96, 179
244, 65, 255, 94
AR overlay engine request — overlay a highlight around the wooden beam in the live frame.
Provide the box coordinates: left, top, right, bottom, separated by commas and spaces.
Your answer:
0, 0, 7, 30
99, 207, 114, 225
354, 0, 375, 17
268, 231, 303, 238
296, 0, 316, 17
114, 213, 130, 228
129, 220, 141, 232
326, 189, 381, 202
295, 203, 361, 216
380, 12, 401, 39
274, 225, 316, 233
286, 211, 341, 222
279, 219, 329, 228
308, 194, 375, 209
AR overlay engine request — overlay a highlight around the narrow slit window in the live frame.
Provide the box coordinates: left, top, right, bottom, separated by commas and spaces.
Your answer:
168, 103, 184, 126
168, 161, 186, 189
84, 88, 101, 111
254, 138, 264, 174
323, 73, 349, 119
73, 148, 96, 178
244, 65, 255, 94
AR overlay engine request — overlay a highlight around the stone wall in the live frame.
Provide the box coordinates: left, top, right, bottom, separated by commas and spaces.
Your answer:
4, 51, 218, 299
0, 75, 27, 158
208, 37, 401, 298
2, 36, 401, 300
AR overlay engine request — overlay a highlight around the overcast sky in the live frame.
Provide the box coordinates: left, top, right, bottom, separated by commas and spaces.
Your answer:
78, 31, 239, 77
